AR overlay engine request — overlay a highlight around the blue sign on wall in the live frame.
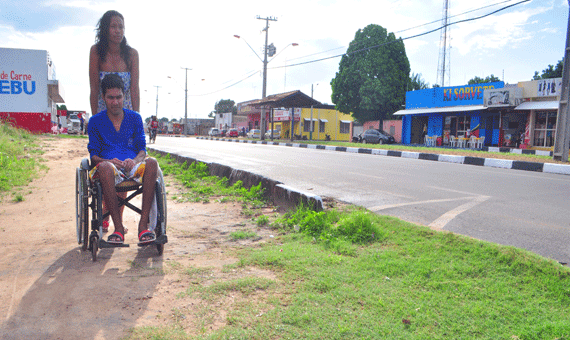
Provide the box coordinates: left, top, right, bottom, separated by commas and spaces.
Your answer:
406, 82, 504, 109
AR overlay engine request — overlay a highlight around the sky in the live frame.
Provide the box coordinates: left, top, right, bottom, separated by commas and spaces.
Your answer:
0, 0, 567, 121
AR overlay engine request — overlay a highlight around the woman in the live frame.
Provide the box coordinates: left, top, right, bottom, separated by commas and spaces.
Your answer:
89, 10, 139, 115
89, 10, 140, 232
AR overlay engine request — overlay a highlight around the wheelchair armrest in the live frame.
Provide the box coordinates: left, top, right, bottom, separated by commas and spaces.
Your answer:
80, 158, 91, 171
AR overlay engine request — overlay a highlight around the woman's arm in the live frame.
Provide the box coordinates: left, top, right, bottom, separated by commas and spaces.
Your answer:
89, 45, 100, 116
129, 48, 140, 112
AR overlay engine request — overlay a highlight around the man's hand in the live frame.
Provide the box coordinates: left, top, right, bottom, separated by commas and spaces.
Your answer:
122, 158, 136, 173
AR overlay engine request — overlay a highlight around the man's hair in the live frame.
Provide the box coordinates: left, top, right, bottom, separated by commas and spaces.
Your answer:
101, 73, 125, 96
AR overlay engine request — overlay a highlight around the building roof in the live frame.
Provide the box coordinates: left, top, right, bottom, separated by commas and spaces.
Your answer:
249, 90, 321, 108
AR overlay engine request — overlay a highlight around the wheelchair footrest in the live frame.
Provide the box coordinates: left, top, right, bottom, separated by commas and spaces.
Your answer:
99, 239, 130, 248
138, 234, 168, 247
155, 234, 168, 245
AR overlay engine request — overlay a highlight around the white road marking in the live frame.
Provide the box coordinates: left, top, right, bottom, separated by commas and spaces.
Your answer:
428, 196, 490, 230
369, 196, 475, 211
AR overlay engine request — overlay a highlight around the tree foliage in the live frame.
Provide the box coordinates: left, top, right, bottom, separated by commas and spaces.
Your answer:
532, 59, 563, 80
467, 74, 501, 85
331, 24, 410, 123
159, 117, 169, 123
409, 72, 429, 91
214, 99, 237, 114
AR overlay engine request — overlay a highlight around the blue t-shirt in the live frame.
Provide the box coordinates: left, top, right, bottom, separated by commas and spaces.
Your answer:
87, 109, 146, 161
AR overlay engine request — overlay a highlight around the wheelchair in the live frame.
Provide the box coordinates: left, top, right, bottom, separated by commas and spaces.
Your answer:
75, 158, 168, 261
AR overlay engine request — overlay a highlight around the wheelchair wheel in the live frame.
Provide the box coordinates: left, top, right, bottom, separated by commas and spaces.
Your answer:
155, 168, 167, 256
76, 168, 89, 250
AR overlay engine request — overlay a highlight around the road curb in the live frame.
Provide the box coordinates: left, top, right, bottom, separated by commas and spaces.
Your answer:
196, 137, 570, 176
147, 147, 323, 211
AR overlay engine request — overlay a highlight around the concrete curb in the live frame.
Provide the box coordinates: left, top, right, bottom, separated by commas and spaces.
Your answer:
196, 137, 570, 176
147, 147, 323, 211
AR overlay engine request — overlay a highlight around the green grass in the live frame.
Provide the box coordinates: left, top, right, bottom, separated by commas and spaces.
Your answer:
229, 230, 258, 241
128, 200, 570, 339
0, 123, 46, 202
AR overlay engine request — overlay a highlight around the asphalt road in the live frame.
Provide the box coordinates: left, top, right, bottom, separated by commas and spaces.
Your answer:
152, 136, 570, 264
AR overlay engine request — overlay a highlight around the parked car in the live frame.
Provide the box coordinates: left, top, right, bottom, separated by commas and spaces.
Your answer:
360, 129, 396, 144
264, 129, 281, 139
247, 129, 261, 138
208, 128, 221, 137
228, 128, 239, 137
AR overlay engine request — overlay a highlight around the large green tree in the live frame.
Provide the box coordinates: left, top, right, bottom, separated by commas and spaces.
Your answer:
467, 74, 501, 85
532, 59, 563, 80
214, 99, 237, 114
331, 24, 410, 123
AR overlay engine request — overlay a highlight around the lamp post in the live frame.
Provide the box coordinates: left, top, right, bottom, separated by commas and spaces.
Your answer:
182, 67, 191, 135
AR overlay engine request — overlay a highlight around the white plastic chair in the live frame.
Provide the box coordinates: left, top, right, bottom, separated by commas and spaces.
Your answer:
476, 136, 485, 149
449, 135, 457, 148
468, 135, 478, 149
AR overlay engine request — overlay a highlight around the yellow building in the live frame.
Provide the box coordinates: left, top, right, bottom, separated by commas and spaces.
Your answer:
288, 104, 354, 141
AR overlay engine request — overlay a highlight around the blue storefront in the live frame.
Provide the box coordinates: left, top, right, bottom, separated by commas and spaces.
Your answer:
395, 82, 507, 146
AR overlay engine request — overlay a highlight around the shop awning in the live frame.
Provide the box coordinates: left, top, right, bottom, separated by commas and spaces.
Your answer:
393, 105, 486, 116
514, 101, 559, 111
340, 120, 352, 123
319, 119, 328, 122
304, 118, 318, 121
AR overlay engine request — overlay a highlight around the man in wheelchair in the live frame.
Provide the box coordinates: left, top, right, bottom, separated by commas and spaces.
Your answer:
87, 74, 157, 246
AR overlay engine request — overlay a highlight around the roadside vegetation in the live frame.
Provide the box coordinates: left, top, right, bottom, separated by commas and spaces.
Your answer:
0, 123, 46, 202
131, 151, 570, 339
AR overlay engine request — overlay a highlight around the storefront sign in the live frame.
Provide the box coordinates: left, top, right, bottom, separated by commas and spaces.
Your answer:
536, 78, 562, 97
273, 108, 300, 121
484, 87, 523, 107
0, 48, 48, 113
406, 81, 504, 109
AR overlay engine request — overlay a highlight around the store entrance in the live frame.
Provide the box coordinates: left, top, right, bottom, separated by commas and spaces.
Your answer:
411, 116, 428, 144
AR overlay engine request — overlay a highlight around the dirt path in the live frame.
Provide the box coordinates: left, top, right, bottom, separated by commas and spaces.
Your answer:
0, 136, 276, 340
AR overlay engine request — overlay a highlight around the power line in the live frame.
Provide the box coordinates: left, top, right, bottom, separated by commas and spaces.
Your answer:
187, 0, 529, 96
269, 0, 530, 70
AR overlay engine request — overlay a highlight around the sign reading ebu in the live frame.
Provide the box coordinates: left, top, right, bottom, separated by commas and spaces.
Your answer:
406, 81, 504, 109
0, 71, 36, 94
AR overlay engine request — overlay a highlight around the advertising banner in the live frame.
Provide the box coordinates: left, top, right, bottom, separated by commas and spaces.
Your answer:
536, 78, 562, 97
273, 108, 301, 121
406, 81, 504, 109
0, 48, 48, 113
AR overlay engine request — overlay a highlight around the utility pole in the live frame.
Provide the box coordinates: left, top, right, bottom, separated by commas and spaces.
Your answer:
182, 67, 191, 135
553, 1, 570, 162
257, 15, 277, 140
310, 84, 315, 140
154, 85, 161, 119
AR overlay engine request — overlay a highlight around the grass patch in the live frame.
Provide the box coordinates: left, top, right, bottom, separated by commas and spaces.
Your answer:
0, 123, 45, 202
151, 153, 266, 210
129, 201, 570, 339
229, 230, 258, 241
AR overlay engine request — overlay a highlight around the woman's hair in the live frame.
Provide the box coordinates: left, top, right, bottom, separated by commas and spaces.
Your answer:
95, 10, 132, 69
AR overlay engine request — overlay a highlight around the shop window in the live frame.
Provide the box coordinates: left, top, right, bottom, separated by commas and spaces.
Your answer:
303, 119, 315, 133
319, 120, 325, 133
533, 111, 557, 147
457, 116, 471, 136
339, 121, 350, 134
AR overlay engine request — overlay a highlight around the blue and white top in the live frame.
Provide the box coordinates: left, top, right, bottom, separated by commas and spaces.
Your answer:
97, 71, 133, 113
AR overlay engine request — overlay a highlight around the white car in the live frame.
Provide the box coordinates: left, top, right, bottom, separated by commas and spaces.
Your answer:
264, 129, 281, 139
247, 129, 261, 138
208, 128, 221, 137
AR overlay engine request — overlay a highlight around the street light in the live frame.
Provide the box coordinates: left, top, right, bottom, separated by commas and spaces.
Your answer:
234, 33, 298, 139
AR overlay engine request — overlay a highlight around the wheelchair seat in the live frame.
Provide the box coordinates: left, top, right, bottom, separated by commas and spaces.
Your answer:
75, 158, 167, 261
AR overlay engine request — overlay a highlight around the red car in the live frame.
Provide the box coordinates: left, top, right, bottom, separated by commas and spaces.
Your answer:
228, 128, 239, 137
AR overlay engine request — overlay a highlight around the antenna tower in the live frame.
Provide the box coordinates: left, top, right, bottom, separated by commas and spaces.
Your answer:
436, 0, 451, 87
